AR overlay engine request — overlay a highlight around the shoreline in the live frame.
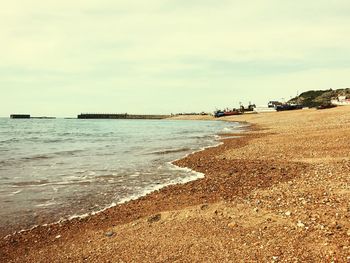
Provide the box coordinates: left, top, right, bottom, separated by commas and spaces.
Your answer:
0, 121, 252, 259
0, 119, 240, 239
1, 107, 350, 262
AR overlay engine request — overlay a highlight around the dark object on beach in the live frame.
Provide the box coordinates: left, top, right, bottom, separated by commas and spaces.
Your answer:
214, 110, 242, 118
276, 104, 303, 111
268, 101, 283, 108
147, 213, 161, 223
317, 104, 337, 110
214, 111, 225, 118
10, 114, 30, 119
223, 110, 242, 116
240, 103, 256, 112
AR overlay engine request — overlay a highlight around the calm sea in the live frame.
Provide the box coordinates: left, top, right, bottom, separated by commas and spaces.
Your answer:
0, 118, 241, 236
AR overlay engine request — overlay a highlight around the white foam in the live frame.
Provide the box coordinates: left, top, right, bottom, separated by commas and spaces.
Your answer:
8, 189, 22, 196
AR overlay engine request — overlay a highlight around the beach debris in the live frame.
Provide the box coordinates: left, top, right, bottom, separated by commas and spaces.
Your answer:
55, 235, 61, 239
253, 207, 259, 213
285, 211, 291, 216
105, 231, 115, 237
147, 213, 161, 223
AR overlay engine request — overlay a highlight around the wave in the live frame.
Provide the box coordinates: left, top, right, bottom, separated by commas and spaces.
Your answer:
35, 201, 58, 208
11, 179, 50, 187
23, 155, 52, 161
0, 138, 21, 143
0, 149, 87, 167
52, 149, 84, 156
9, 179, 94, 188
147, 147, 191, 155
7, 189, 23, 196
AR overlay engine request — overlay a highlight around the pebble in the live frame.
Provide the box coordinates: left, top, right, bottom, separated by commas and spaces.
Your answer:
228, 222, 238, 228
148, 214, 161, 223
200, 204, 208, 210
105, 231, 115, 237
296, 221, 305, 228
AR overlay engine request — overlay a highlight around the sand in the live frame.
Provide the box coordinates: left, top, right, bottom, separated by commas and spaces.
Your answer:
1, 107, 350, 262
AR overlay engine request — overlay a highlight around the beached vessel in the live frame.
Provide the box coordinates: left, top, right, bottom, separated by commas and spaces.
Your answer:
275, 104, 303, 111
214, 110, 242, 118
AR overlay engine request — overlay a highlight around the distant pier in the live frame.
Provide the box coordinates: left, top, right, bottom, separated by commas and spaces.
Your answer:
10, 114, 56, 119
77, 113, 170, 120
10, 114, 31, 119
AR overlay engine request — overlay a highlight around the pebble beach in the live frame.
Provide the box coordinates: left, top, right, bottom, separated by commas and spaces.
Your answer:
1, 107, 350, 262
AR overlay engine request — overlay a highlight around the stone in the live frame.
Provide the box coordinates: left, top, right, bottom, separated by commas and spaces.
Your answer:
105, 231, 114, 237
296, 221, 305, 228
228, 222, 238, 228
148, 213, 161, 223
200, 204, 209, 210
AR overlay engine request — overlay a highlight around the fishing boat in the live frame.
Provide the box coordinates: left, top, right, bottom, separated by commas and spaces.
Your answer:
214, 110, 242, 118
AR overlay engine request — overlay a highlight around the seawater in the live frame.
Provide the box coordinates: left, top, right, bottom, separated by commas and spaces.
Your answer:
0, 118, 241, 236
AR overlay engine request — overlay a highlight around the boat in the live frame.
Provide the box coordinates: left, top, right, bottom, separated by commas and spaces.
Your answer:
275, 104, 303, 111
317, 104, 337, 110
214, 110, 242, 118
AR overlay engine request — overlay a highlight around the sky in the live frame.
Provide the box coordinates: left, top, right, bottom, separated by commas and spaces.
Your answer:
1, 0, 350, 117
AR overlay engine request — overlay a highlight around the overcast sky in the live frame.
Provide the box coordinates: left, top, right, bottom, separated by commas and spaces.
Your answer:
1, 0, 350, 117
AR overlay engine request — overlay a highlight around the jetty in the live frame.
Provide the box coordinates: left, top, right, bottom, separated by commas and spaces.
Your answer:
10, 114, 30, 119
77, 113, 170, 120
10, 114, 56, 119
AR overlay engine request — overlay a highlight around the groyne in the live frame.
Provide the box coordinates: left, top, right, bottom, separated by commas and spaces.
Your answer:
77, 113, 170, 119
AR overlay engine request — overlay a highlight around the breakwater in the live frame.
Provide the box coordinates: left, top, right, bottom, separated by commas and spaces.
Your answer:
77, 113, 170, 119
10, 114, 30, 119
10, 115, 56, 119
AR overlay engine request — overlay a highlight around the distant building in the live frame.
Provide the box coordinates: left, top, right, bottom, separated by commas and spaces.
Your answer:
331, 96, 350, 106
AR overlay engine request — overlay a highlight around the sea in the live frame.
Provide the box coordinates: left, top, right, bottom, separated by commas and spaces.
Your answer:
0, 118, 241, 236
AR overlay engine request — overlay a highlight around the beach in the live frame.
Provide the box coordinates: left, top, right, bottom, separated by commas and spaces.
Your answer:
1, 107, 350, 262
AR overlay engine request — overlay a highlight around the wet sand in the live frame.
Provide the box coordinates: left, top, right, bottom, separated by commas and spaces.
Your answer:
1, 107, 350, 262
